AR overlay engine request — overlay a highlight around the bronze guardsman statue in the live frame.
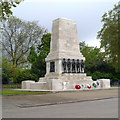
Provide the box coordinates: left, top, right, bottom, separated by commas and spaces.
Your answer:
72, 59, 76, 73
67, 58, 71, 73
81, 59, 85, 73
62, 58, 67, 73
76, 59, 80, 73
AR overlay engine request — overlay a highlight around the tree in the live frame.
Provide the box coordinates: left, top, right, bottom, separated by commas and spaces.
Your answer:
0, 0, 23, 20
79, 41, 119, 81
80, 41, 104, 73
28, 33, 51, 78
97, 4, 120, 72
2, 16, 47, 67
37, 33, 51, 57
27, 47, 37, 64
2, 63, 9, 84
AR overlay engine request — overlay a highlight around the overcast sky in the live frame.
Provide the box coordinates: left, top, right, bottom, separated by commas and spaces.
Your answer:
12, 0, 119, 48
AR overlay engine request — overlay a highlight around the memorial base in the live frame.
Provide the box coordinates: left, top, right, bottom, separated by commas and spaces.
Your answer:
22, 73, 110, 90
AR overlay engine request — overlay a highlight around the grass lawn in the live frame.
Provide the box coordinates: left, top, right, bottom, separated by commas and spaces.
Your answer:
2, 90, 50, 95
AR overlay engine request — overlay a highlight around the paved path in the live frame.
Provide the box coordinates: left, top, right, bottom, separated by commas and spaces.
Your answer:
2, 88, 118, 118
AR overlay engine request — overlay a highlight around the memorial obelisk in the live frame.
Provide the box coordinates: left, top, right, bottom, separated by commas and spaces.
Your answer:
42, 18, 92, 90
45, 18, 85, 76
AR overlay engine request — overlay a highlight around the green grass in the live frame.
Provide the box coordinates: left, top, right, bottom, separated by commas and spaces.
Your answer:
2, 90, 50, 95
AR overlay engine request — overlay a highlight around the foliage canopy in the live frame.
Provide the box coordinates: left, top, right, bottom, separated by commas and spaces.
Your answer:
0, 0, 23, 20
97, 4, 120, 72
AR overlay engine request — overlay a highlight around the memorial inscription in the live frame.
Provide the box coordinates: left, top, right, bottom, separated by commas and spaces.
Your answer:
50, 62, 55, 72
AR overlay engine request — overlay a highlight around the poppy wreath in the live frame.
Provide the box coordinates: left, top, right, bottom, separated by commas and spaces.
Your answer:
97, 81, 100, 86
75, 85, 81, 89
87, 84, 91, 89
92, 83, 97, 88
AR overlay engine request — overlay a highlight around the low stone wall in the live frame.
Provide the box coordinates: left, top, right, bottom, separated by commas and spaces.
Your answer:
22, 81, 47, 90
97, 79, 110, 88
30, 82, 47, 89
22, 81, 35, 89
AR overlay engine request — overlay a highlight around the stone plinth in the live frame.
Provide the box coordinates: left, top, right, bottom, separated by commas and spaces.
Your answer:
44, 73, 92, 82
97, 79, 110, 88
39, 73, 93, 90
22, 80, 35, 89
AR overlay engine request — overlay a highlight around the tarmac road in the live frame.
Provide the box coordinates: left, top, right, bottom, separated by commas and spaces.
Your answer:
2, 98, 118, 118
2, 88, 118, 118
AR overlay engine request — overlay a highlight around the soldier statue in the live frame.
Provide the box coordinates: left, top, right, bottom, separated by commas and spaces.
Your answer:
81, 59, 85, 73
72, 59, 76, 73
76, 59, 80, 73
67, 58, 71, 73
62, 58, 67, 73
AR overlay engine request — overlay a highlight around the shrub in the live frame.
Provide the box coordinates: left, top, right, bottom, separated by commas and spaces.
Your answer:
92, 71, 113, 80
2, 68, 9, 84
15, 69, 38, 83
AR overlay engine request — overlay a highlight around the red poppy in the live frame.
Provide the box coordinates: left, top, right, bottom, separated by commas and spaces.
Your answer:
87, 85, 91, 89
97, 82, 99, 85
75, 85, 81, 89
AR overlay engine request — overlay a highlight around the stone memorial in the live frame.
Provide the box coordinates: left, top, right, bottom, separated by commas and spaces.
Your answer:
22, 18, 110, 90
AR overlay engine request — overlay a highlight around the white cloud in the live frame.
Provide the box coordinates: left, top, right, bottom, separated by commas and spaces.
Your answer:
86, 38, 100, 48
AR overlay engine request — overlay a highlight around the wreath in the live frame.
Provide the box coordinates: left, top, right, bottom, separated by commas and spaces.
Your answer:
75, 85, 81, 89
92, 83, 97, 88
87, 84, 91, 89
97, 81, 100, 86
